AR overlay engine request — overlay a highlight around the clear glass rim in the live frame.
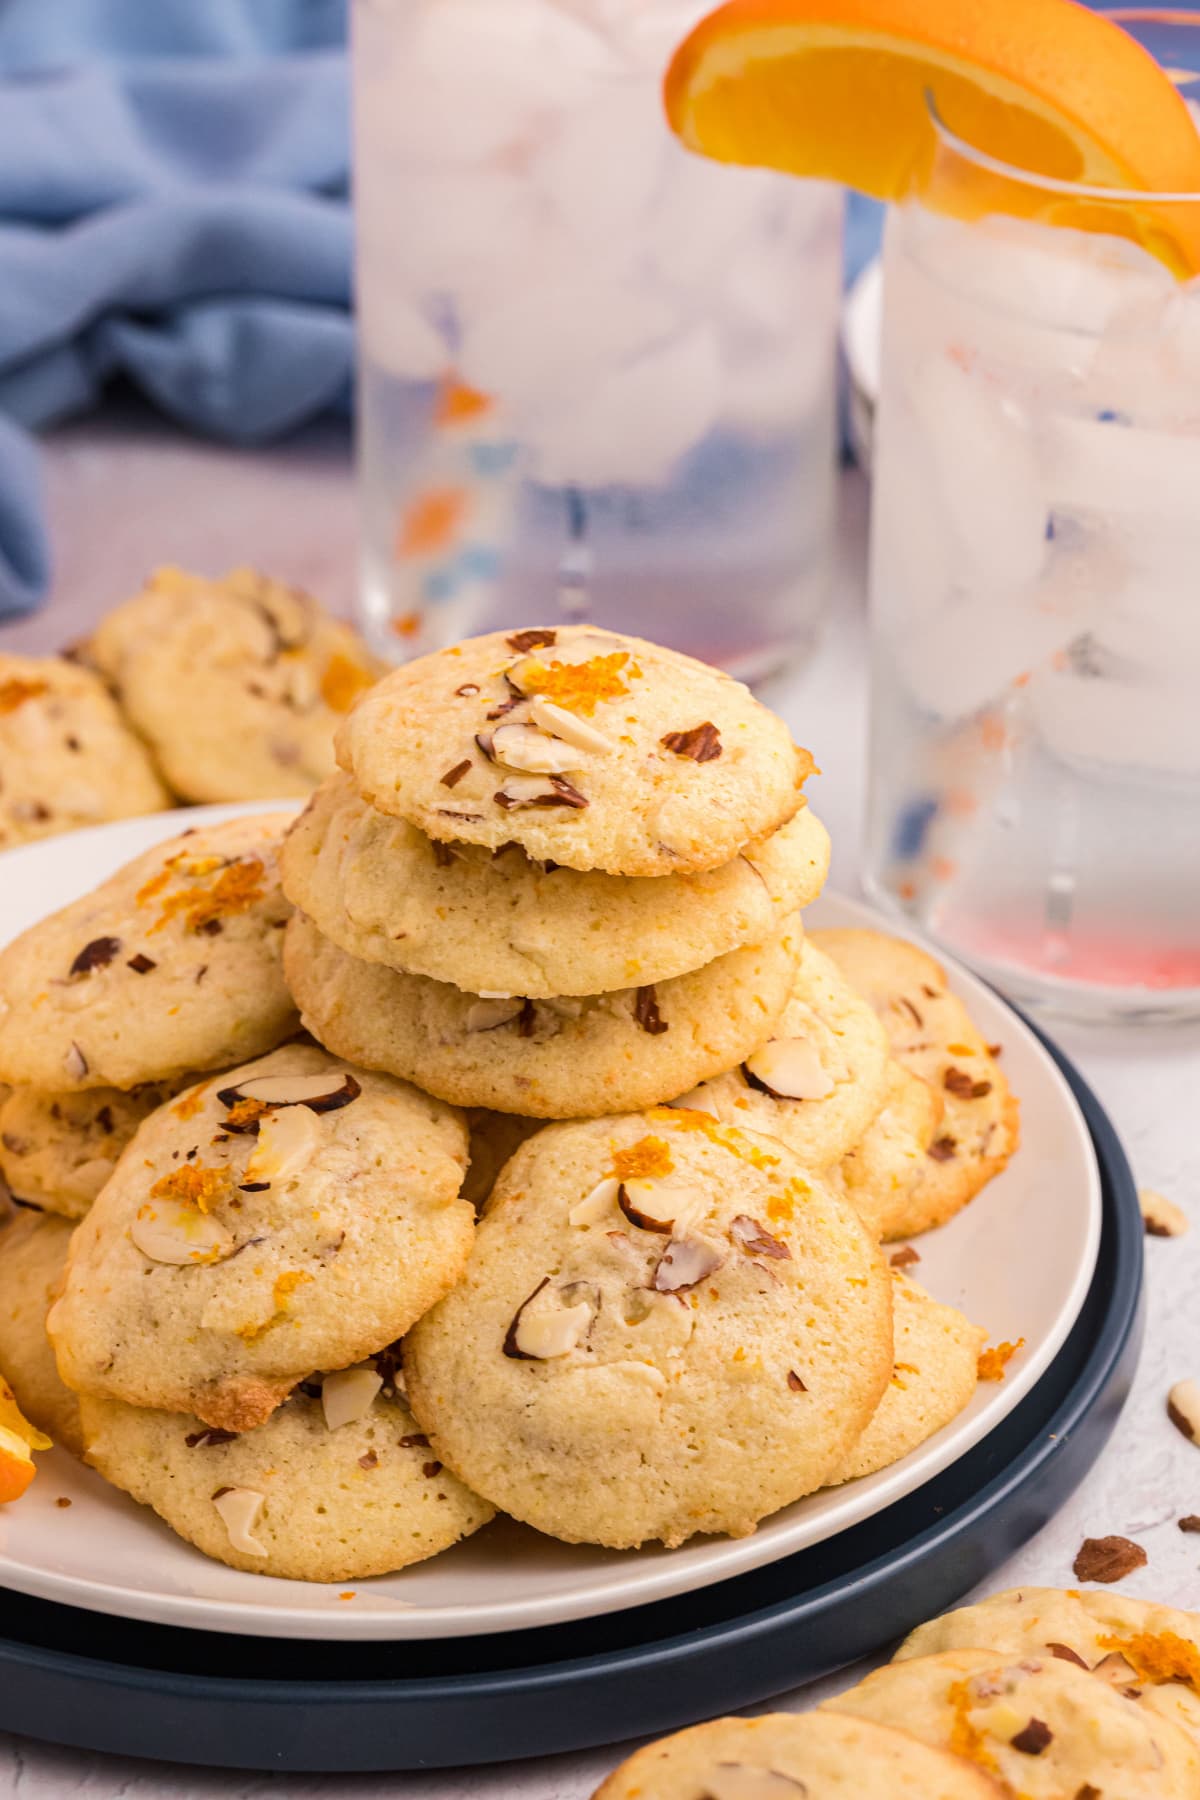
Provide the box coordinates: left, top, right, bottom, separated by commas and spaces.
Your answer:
925, 7, 1200, 209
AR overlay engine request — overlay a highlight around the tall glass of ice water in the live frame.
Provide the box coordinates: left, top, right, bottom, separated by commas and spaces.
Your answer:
351, 0, 842, 677
864, 30, 1200, 1021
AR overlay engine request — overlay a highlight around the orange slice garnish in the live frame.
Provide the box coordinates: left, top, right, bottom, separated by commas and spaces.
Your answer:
0, 1373, 50, 1503
664, 0, 1200, 272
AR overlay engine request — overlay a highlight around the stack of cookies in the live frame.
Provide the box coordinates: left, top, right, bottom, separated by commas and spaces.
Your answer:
596, 1584, 1200, 1794
0, 623, 1020, 1580
278, 624, 828, 1120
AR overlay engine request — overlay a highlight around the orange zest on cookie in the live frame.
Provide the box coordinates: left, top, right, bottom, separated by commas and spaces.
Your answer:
223, 1097, 270, 1131
1097, 1631, 1200, 1694
651, 1105, 782, 1172
0, 677, 48, 714
945, 1679, 1000, 1774
517, 653, 639, 716
172, 1081, 213, 1121
977, 1338, 1025, 1381
147, 857, 267, 936
149, 1163, 233, 1215
611, 1137, 675, 1181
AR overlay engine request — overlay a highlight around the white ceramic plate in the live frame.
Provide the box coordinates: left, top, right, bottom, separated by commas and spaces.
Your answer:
0, 806, 1101, 1640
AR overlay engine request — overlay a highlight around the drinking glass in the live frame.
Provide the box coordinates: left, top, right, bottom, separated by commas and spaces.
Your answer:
351, 0, 842, 677
863, 27, 1200, 1021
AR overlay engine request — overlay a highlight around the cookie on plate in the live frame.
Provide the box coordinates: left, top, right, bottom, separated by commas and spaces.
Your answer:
281, 770, 830, 997
0, 1079, 189, 1218
898, 1585, 1200, 1748
825, 1649, 1200, 1796
834, 1062, 943, 1241
405, 1107, 892, 1548
80, 1353, 494, 1581
86, 566, 381, 802
830, 1272, 983, 1485
335, 626, 814, 876
0, 653, 169, 850
48, 1043, 472, 1432
671, 940, 891, 1170
284, 909, 801, 1119
0, 813, 298, 1092
0, 1206, 82, 1452
812, 929, 1019, 1233
594, 1709, 1007, 1800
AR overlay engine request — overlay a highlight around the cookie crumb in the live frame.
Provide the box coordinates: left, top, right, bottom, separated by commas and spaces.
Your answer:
1140, 1188, 1189, 1238
54, 1496, 72, 1508
1073, 1534, 1147, 1584
889, 1246, 920, 1269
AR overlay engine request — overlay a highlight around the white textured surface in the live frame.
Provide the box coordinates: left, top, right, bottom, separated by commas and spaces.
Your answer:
1, 426, 1198, 1795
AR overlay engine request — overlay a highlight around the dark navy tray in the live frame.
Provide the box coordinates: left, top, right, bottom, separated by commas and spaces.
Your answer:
0, 1036, 1142, 1774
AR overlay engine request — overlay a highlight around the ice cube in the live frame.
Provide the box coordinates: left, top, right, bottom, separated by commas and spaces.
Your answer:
458, 276, 677, 419
1030, 664, 1200, 777
894, 531, 1119, 721
531, 325, 723, 486
355, 0, 626, 167
1044, 413, 1200, 520
650, 144, 773, 294
909, 210, 1173, 337
534, 84, 667, 250
722, 330, 833, 432
907, 352, 1050, 595
358, 167, 544, 304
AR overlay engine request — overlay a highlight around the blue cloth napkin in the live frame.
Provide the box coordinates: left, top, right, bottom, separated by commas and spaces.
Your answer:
0, 0, 351, 618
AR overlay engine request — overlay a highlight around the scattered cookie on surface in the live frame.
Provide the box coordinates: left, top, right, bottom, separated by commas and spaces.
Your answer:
80, 1352, 494, 1582
48, 1043, 472, 1432
0, 1079, 189, 1218
0, 1205, 82, 1453
670, 939, 891, 1171
284, 909, 801, 1119
335, 626, 814, 876
826, 1648, 1200, 1796
897, 1584, 1200, 1747
281, 770, 830, 997
593, 1708, 1007, 1800
0, 653, 169, 851
0, 813, 298, 1091
830, 1272, 983, 1485
834, 1061, 943, 1240
405, 1107, 892, 1548
812, 929, 1019, 1233
85, 566, 382, 802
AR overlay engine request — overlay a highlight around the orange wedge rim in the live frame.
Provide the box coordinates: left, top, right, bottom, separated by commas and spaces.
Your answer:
664, 0, 1200, 273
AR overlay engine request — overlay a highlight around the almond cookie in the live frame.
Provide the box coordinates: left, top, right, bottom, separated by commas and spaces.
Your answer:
825, 1649, 1200, 1796
0, 814, 298, 1092
670, 940, 890, 1170
594, 1710, 1007, 1800
0, 1205, 82, 1453
48, 1043, 472, 1433
0, 653, 169, 850
284, 910, 800, 1119
281, 770, 830, 997
830, 1272, 983, 1485
834, 1062, 943, 1241
79, 1353, 493, 1582
405, 1107, 892, 1549
812, 929, 1020, 1235
335, 625, 813, 876
898, 1586, 1200, 1749
86, 566, 381, 802
0, 1079, 190, 1219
